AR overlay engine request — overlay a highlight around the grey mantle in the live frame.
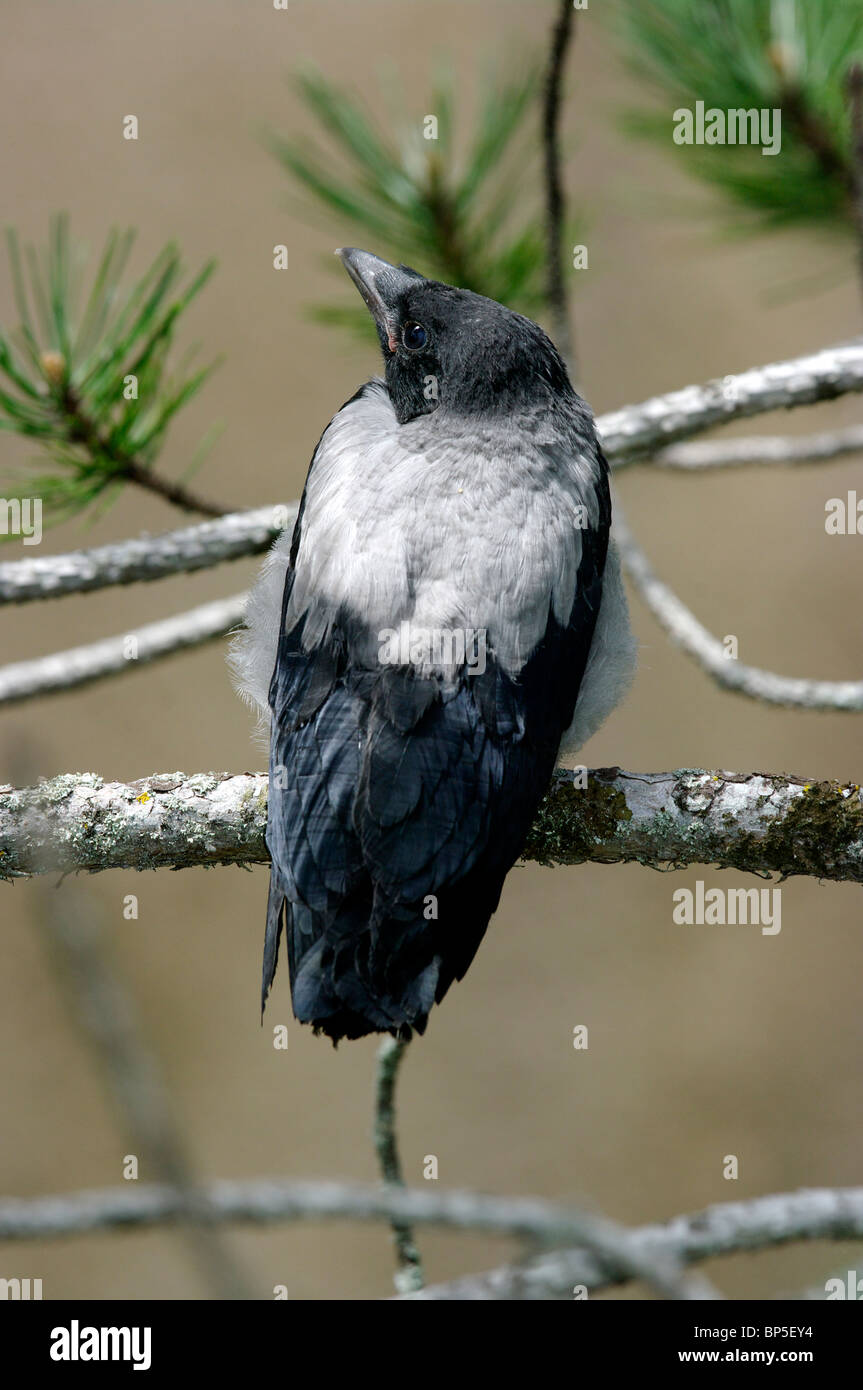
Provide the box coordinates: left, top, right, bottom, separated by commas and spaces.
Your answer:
1, 767, 861, 883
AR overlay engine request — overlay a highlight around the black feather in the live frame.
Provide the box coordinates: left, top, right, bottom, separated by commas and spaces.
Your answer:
262, 463, 609, 1041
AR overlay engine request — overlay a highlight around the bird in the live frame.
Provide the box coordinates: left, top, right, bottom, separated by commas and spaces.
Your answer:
230, 248, 636, 1044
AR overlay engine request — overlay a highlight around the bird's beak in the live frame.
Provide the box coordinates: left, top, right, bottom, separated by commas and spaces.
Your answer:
336, 248, 421, 352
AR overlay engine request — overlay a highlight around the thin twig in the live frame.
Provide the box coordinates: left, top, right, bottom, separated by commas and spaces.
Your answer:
542, 0, 575, 371
60, 384, 228, 518
424, 157, 475, 290
778, 84, 854, 193
117, 461, 228, 517
0, 594, 247, 704
374, 1037, 424, 1293
845, 63, 863, 308
0, 506, 291, 605
644, 423, 863, 470
613, 508, 863, 709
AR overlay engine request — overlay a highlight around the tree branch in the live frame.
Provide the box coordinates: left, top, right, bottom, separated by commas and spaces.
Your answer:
397, 1186, 863, 1300
1, 1179, 860, 1301
1, 342, 861, 607
58, 383, 228, 519
597, 341, 863, 463
0, 594, 247, 705
0, 506, 290, 606
114, 461, 228, 518
645, 423, 863, 470
2, 420, 860, 608
7, 486, 862, 710
2, 766, 862, 883
614, 509, 863, 710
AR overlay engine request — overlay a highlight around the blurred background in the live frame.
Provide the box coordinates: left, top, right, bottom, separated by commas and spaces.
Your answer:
1, 0, 862, 1299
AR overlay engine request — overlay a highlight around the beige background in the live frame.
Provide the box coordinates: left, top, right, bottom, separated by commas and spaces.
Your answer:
1, 0, 861, 1299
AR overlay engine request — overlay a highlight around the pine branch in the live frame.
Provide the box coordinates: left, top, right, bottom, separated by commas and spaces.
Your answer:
777, 81, 854, 193
55, 381, 226, 517
614, 0, 863, 237
268, 64, 555, 319
0, 218, 226, 525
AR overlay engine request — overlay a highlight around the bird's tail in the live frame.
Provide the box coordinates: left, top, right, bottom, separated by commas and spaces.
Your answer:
262, 867, 503, 1043
261, 877, 286, 1019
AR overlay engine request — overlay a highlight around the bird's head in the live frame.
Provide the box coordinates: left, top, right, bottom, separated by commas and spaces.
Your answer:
337, 247, 573, 425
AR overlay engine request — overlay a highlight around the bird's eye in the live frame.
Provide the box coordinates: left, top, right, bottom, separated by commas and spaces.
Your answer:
402, 321, 428, 351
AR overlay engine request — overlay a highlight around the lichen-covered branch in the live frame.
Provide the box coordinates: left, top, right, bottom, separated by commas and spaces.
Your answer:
2, 766, 861, 883
2, 343, 861, 606
0, 770, 269, 878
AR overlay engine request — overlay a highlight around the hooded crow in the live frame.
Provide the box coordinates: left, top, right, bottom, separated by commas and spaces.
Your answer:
231, 249, 636, 1042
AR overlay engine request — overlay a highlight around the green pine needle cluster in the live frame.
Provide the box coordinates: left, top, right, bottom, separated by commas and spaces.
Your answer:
0, 215, 220, 528
267, 66, 580, 336
614, 0, 863, 233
